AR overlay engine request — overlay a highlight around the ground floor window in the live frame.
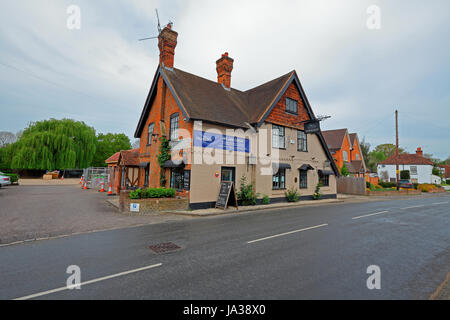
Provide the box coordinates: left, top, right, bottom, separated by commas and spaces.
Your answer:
170, 168, 184, 191
319, 172, 330, 187
299, 170, 308, 189
273, 169, 286, 190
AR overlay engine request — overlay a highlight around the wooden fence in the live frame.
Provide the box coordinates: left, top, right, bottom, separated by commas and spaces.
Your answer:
336, 176, 366, 195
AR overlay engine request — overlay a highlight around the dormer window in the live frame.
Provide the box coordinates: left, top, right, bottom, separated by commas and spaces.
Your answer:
286, 98, 298, 114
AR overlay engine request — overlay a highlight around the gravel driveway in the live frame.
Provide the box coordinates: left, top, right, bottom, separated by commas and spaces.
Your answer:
0, 185, 189, 245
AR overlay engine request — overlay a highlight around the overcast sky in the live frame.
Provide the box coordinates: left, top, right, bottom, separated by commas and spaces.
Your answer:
0, 0, 449, 159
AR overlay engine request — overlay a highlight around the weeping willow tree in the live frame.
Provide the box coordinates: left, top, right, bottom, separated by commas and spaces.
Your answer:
10, 119, 96, 170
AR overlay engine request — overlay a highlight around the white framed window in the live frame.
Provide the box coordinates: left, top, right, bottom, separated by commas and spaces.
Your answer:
297, 130, 307, 152
272, 125, 285, 149
147, 123, 155, 146
410, 166, 418, 175
343, 151, 348, 162
170, 113, 179, 141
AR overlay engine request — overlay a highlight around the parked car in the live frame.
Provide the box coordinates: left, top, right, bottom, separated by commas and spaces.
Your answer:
0, 174, 11, 187
398, 179, 414, 189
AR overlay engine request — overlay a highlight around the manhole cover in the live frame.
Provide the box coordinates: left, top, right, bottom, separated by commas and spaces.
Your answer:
149, 242, 181, 254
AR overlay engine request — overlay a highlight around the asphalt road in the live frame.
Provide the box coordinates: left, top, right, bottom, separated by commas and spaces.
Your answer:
0, 185, 189, 244
0, 194, 449, 300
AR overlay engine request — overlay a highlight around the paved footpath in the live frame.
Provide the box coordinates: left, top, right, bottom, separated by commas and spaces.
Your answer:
0, 193, 448, 300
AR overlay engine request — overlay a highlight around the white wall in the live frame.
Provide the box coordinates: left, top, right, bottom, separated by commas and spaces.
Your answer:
377, 164, 433, 184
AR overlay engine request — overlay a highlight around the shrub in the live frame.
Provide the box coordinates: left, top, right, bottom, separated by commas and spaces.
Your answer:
129, 190, 140, 199
379, 181, 396, 188
340, 163, 349, 177
417, 184, 437, 193
446, 179, 450, 185
261, 195, 270, 205
413, 183, 419, 190
285, 187, 300, 202
237, 175, 258, 206
366, 181, 371, 189
129, 187, 175, 199
313, 183, 322, 200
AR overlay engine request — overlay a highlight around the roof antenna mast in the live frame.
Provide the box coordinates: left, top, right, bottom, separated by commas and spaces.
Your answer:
138, 8, 164, 41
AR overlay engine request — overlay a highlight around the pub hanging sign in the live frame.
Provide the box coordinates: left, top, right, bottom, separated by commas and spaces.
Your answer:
304, 120, 321, 134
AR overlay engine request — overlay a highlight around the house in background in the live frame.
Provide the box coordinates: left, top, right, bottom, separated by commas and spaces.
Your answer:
377, 147, 440, 184
438, 165, 450, 180
322, 129, 367, 178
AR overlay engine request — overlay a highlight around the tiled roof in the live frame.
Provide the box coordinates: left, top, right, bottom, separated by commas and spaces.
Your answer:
120, 148, 140, 166
105, 152, 120, 164
322, 129, 348, 150
162, 67, 293, 128
346, 160, 364, 173
349, 133, 357, 146
379, 153, 434, 165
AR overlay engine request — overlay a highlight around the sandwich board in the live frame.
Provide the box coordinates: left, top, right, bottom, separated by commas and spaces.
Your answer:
215, 181, 238, 210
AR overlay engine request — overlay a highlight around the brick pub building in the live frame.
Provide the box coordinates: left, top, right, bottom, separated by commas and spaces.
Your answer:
129, 24, 339, 209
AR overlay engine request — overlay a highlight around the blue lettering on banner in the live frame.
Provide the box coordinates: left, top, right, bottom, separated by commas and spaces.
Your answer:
193, 130, 250, 153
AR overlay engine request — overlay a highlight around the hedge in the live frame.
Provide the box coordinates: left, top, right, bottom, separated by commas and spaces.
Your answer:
129, 188, 176, 199
379, 181, 397, 188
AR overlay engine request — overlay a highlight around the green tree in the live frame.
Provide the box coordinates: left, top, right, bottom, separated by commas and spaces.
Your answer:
0, 143, 17, 170
360, 138, 371, 164
340, 163, 349, 176
366, 150, 387, 172
92, 133, 132, 167
10, 119, 96, 170
373, 144, 405, 159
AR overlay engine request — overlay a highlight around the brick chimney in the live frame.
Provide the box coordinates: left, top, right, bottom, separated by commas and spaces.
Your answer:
158, 24, 178, 68
416, 147, 423, 157
216, 52, 234, 89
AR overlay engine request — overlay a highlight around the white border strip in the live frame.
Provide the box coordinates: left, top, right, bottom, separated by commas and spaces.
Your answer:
247, 224, 328, 244
352, 211, 389, 220
14, 263, 162, 300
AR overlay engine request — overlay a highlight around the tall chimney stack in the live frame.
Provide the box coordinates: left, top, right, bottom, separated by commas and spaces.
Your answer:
216, 52, 234, 89
416, 147, 423, 157
158, 24, 178, 68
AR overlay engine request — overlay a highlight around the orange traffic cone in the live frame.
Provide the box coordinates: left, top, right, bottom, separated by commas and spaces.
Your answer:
79, 176, 83, 184
107, 184, 113, 196
99, 182, 105, 193
83, 181, 88, 190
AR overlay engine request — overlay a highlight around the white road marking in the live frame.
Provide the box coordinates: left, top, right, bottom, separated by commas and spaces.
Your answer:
247, 224, 328, 244
351, 211, 389, 220
14, 263, 162, 300
432, 202, 449, 205
401, 205, 425, 210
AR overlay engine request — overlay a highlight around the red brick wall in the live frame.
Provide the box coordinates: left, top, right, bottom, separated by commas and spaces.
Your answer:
333, 135, 351, 169
351, 139, 362, 162
138, 76, 193, 192
265, 82, 310, 129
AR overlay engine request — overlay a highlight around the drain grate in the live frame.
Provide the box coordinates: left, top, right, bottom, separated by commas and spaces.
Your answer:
149, 242, 181, 254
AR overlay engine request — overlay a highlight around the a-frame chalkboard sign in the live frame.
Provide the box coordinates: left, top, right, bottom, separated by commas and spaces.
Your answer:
215, 181, 238, 210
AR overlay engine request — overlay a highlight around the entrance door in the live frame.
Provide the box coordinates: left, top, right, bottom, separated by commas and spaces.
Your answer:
221, 167, 236, 185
